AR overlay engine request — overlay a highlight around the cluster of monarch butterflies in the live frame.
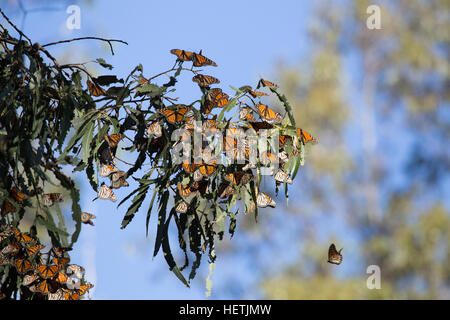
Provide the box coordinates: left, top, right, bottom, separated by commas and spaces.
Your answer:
88, 49, 318, 212
0, 225, 93, 300
79, 48, 318, 285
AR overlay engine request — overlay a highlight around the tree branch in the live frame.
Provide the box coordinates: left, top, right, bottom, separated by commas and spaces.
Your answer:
42, 37, 128, 55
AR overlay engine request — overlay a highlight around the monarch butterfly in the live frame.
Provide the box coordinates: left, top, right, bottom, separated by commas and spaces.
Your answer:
86, 79, 105, 97
11, 187, 29, 202
170, 49, 194, 61
99, 164, 119, 177
258, 78, 278, 88
51, 247, 72, 257
260, 151, 278, 166
192, 74, 220, 87
255, 104, 283, 123
194, 160, 216, 181
48, 289, 66, 300
248, 121, 273, 133
0, 229, 12, 241
75, 283, 94, 296
22, 274, 39, 286
246, 89, 268, 98
66, 264, 85, 279
296, 128, 318, 144
0, 254, 9, 266
105, 133, 124, 148
13, 228, 34, 244
25, 244, 45, 257
202, 119, 218, 131
224, 171, 254, 185
111, 176, 129, 189
175, 201, 189, 214
110, 170, 127, 182
279, 135, 291, 148
239, 107, 256, 122
97, 184, 117, 202
53, 257, 70, 267
54, 271, 68, 284
147, 121, 163, 137
80, 212, 96, 226
1, 200, 15, 215
36, 264, 59, 279
35, 279, 51, 295
159, 106, 191, 124
278, 150, 289, 164
181, 159, 199, 174
177, 183, 198, 198
327, 243, 343, 265
218, 183, 236, 198
42, 193, 63, 207
274, 169, 293, 184
1, 243, 20, 256
192, 52, 217, 67
204, 88, 228, 113
14, 258, 34, 274
256, 192, 276, 208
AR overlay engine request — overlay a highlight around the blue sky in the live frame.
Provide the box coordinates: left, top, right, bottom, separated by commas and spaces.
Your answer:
4, 0, 322, 299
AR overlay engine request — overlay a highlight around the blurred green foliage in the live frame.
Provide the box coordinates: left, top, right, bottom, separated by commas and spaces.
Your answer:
260, 0, 450, 299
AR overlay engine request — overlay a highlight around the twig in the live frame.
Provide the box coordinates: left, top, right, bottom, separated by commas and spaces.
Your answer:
42, 37, 128, 56
0, 7, 32, 45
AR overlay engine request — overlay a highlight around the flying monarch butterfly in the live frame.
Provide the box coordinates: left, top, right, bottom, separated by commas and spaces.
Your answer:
256, 192, 276, 208
54, 271, 68, 284
255, 104, 283, 123
246, 89, 269, 98
36, 264, 59, 279
296, 128, 318, 144
239, 107, 256, 122
177, 183, 198, 198
258, 78, 278, 88
22, 274, 39, 286
86, 79, 105, 97
14, 258, 33, 274
11, 187, 29, 202
159, 106, 192, 124
99, 164, 119, 177
218, 183, 236, 198
51, 247, 72, 257
53, 257, 70, 267
192, 74, 220, 87
13, 228, 34, 244
42, 193, 63, 207
327, 243, 343, 265
105, 133, 124, 148
274, 169, 293, 184
170, 49, 195, 61
97, 184, 117, 202
248, 121, 273, 133
175, 201, 189, 214
80, 212, 96, 226
147, 121, 163, 137
224, 171, 254, 185
192, 52, 217, 67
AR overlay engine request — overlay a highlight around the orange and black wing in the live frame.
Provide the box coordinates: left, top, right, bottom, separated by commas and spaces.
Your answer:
192, 74, 220, 87
192, 52, 217, 67
170, 49, 194, 61
36, 264, 59, 279
86, 79, 105, 97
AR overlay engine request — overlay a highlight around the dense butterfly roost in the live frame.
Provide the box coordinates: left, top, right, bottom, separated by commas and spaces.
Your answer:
0, 224, 93, 300
0, 16, 317, 291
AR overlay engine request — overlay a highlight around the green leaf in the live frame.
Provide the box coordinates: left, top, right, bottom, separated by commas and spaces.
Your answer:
81, 121, 95, 164
95, 58, 113, 70
121, 184, 150, 229
153, 190, 170, 257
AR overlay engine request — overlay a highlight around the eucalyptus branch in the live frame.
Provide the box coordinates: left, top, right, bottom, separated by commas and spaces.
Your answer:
42, 37, 128, 56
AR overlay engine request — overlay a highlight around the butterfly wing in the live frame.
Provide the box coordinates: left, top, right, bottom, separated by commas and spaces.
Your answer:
327, 243, 343, 265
